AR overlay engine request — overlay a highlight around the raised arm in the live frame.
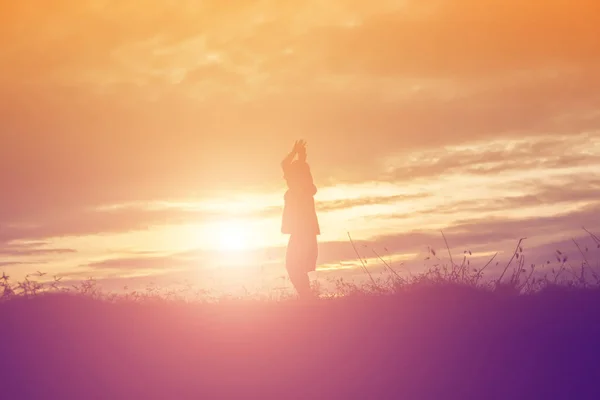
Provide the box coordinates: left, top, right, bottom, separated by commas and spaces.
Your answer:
281, 141, 298, 171
282, 140, 308, 171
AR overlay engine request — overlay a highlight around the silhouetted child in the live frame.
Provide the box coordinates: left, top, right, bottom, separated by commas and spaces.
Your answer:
281, 140, 320, 298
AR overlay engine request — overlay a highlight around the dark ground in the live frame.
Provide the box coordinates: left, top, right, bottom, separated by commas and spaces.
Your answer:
2, 285, 600, 400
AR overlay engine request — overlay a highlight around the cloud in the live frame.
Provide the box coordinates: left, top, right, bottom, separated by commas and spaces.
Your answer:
0, 247, 77, 257
81, 246, 277, 274
317, 193, 430, 212
313, 202, 600, 267
0, 262, 38, 268
519, 235, 600, 266
84, 255, 194, 271
444, 203, 600, 239
0, 191, 438, 244
2, 1, 599, 208
381, 133, 600, 183
309, 0, 600, 78
376, 181, 600, 221
0, 206, 219, 244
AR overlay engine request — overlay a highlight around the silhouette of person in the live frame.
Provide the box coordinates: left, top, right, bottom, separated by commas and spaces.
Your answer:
281, 140, 320, 298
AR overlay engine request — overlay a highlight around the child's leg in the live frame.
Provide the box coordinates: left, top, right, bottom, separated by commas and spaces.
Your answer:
286, 235, 313, 298
288, 268, 311, 298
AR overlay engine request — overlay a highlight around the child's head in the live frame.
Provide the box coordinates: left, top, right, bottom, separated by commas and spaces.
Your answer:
286, 160, 311, 185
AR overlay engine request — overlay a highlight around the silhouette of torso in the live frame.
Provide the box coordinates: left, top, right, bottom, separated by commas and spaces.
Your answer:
281, 160, 320, 236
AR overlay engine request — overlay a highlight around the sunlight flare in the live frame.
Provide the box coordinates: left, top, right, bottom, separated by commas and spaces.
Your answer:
216, 220, 253, 252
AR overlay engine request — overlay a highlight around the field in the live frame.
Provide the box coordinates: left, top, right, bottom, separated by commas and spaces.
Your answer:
2, 238, 600, 400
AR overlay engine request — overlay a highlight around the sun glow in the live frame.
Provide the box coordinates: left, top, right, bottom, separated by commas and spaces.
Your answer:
216, 220, 252, 252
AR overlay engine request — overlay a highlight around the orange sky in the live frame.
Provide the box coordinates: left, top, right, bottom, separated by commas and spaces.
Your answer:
2, 0, 600, 293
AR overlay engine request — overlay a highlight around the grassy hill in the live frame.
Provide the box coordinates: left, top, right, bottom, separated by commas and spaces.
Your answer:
2, 259, 600, 400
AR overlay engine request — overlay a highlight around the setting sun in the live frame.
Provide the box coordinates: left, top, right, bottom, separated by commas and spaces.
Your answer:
216, 220, 252, 252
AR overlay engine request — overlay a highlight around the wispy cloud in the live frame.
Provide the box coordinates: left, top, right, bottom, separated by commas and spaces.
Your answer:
0, 205, 220, 244
84, 255, 194, 271
0, 247, 76, 257
382, 134, 600, 183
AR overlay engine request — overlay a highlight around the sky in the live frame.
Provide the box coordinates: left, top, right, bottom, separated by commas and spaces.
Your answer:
2, 0, 600, 294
